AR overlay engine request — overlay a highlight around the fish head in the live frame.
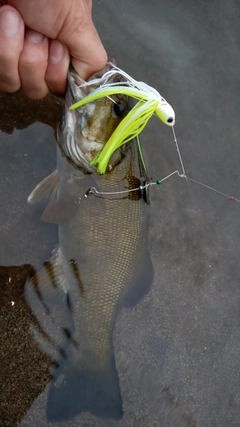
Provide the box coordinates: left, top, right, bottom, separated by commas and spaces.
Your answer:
58, 64, 130, 173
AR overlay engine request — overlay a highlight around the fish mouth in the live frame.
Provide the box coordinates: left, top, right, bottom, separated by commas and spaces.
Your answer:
57, 68, 105, 173
57, 125, 97, 173
58, 64, 129, 174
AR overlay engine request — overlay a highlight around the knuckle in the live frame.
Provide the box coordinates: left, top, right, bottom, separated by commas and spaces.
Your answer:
19, 42, 48, 70
20, 58, 39, 69
20, 53, 46, 69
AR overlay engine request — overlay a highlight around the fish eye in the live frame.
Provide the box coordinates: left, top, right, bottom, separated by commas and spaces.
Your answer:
167, 117, 174, 123
112, 102, 125, 118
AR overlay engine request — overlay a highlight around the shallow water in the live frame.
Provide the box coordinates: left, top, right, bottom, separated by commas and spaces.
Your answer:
1, 1, 240, 426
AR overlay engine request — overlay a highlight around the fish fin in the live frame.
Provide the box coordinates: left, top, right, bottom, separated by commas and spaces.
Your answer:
47, 346, 123, 421
28, 170, 59, 204
41, 196, 80, 223
123, 252, 153, 307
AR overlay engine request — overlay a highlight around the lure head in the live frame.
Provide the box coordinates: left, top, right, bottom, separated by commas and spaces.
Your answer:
155, 99, 175, 126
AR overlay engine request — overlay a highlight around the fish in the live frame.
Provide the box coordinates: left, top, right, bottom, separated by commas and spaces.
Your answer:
25, 64, 153, 422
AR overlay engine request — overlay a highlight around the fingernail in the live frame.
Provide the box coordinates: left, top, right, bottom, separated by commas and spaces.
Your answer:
49, 40, 65, 64
25, 29, 44, 43
0, 9, 21, 36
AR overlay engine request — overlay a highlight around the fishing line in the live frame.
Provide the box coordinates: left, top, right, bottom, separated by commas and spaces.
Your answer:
86, 171, 239, 203
180, 176, 239, 202
85, 128, 239, 204
171, 126, 239, 202
86, 171, 182, 199
172, 126, 186, 176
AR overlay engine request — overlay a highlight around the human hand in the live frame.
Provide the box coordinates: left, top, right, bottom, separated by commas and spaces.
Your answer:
0, 0, 107, 99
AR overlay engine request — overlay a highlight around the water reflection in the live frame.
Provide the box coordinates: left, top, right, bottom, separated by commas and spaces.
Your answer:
0, 89, 61, 135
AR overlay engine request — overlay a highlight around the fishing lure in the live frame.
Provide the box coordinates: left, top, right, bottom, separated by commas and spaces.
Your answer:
70, 63, 175, 174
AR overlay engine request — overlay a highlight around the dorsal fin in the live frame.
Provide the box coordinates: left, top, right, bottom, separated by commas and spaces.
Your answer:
41, 196, 80, 224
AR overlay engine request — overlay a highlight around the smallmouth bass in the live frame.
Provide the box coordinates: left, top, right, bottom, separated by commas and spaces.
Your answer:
26, 64, 153, 421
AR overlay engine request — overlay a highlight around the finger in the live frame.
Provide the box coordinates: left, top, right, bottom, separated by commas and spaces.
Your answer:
85, 0, 92, 11
58, 0, 107, 80
45, 39, 70, 95
0, 5, 24, 92
4, 0, 107, 80
70, 29, 107, 81
19, 28, 49, 99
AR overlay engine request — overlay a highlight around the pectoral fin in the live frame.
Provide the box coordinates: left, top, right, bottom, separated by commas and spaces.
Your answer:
28, 170, 59, 204
41, 196, 80, 224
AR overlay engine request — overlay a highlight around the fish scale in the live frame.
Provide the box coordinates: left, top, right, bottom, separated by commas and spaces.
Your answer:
58, 142, 148, 349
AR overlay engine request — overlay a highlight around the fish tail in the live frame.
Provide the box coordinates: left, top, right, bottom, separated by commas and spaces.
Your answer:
47, 346, 123, 421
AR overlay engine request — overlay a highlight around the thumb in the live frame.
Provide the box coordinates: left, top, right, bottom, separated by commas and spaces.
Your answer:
58, 0, 107, 80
